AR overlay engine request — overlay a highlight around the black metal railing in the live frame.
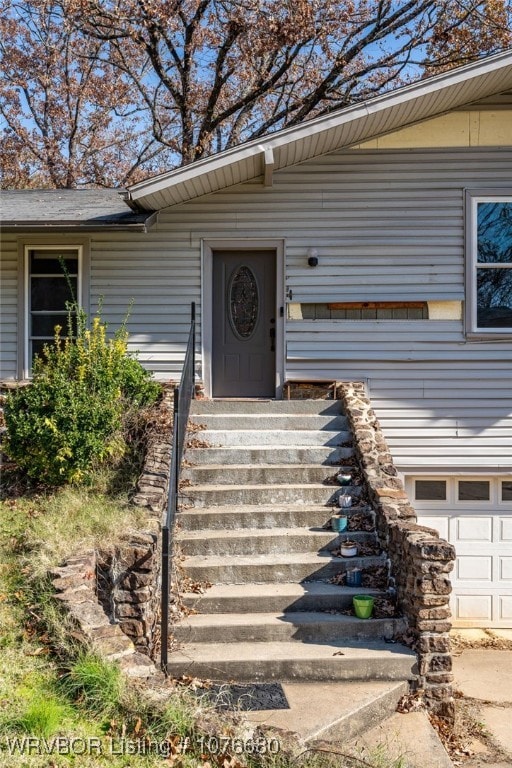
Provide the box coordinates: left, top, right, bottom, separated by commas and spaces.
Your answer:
161, 302, 195, 673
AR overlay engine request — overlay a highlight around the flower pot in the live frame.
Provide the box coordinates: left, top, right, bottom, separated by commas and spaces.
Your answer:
331, 515, 348, 532
338, 494, 352, 509
339, 542, 358, 557
336, 473, 352, 486
353, 595, 374, 619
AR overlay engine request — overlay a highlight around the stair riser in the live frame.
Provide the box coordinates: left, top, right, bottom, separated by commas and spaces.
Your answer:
316, 682, 410, 743
185, 447, 354, 466
182, 556, 385, 584
181, 591, 383, 614
177, 532, 376, 557
183, 466, 358, 485
190, 401, 344, 415
186, 486, 362, 507
178, 508, 375, 531
164, 657, 415, 683
196, 430, 352, 447
173, 618, 404, 644
189, 415, 348, 431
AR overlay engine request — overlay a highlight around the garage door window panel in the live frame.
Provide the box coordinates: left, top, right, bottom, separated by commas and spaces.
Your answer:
458, 480, 490, 502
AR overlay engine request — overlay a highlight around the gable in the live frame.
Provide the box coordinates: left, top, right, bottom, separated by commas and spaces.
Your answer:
355, 105, 512, 149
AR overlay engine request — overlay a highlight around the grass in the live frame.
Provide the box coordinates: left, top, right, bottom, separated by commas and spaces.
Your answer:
0, 469, 407, 768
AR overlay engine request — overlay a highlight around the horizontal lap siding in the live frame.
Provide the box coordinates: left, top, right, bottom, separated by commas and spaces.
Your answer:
287, 320, 512, 468
0, 238, 18, 378
156, 147, 512, 468
89, 233, 201, 381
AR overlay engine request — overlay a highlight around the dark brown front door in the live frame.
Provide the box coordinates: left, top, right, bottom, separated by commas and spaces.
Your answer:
212, 250, 276, 397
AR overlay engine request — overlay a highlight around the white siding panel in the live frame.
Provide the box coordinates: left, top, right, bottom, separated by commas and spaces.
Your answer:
89, 232, 201, 381
148, 147, 512, 468
0, 237, 18, 379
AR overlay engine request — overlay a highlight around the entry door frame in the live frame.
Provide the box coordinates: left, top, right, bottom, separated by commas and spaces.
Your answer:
201, 238, 285, 399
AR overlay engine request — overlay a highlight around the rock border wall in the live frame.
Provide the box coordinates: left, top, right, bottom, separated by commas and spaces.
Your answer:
338, 382, 456, 718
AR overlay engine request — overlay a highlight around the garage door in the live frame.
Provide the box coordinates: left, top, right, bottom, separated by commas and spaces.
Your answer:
406, 476, 512, 628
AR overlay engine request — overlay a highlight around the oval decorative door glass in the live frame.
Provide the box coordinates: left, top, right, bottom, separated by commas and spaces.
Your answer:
229, 265, 259, 339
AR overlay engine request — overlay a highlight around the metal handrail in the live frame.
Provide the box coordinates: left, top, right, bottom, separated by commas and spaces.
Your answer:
161, 302, 195, 673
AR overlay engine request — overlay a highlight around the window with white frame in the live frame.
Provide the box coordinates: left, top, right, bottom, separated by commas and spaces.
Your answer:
467, 193, 512, 334
24, 246, 82, 373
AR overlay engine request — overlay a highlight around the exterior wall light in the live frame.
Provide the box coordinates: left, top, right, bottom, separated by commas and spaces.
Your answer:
307, 248, 319, 267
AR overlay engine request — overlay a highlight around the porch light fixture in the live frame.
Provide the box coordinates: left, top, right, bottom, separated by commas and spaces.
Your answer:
307, 248, 319, 267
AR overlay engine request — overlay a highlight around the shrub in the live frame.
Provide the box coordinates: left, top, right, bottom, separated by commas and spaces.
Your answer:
4, 305, 160, 485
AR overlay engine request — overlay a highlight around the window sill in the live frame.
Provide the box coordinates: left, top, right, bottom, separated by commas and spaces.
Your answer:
465, 331, 512, 341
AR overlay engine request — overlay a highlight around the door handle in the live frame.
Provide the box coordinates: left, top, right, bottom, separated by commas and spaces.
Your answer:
269, 327, 276, 352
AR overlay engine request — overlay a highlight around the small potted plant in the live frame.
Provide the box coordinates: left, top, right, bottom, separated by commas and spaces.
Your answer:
339, 539, 358, 557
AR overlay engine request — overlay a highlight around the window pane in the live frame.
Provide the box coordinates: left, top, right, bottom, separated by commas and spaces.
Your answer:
502, 482, 512, 501
31, 339, 52, 361
477, 202, 512, 263
458, 481, 490, 501
30, 251, 78, 275
477, 269, 512, 328
31, 313, 72, 337
31, 276, 77, 311
415, 480, 447, 501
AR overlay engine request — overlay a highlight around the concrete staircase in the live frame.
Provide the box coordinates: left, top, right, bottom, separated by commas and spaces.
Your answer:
168, 399, 416, 739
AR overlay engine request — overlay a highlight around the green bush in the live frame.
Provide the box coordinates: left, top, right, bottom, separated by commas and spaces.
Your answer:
4, 306, 160, 485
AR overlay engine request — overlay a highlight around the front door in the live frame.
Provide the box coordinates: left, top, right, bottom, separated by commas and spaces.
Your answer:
212, 250, 276, 397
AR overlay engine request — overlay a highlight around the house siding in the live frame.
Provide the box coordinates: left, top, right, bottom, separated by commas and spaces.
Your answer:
1, 146, 511, 471
153, 146, 512, 471
0, 236, 19, 380
88, 232, 201, 379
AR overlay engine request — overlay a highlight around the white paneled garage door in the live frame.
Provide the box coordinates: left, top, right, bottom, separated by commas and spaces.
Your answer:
405, 476, 512, 627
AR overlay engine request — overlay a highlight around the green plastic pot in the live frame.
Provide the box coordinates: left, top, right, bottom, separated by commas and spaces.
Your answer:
353, 595, 374, 619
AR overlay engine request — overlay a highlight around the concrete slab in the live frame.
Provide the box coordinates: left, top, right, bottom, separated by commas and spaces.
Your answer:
481, 706, 512, 757
348, 711, 453, 768
244, 680, 408, 743
453, 649, 512, 703
491, 629, 512, 641
451, 629, 488, 642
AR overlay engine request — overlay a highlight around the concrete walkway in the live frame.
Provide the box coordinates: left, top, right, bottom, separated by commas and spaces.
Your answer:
452, 634, 512, 768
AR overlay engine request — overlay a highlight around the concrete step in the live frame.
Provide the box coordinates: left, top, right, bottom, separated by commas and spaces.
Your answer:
197, 429, 352, 447
166, 639, 417, 682
190, 400, 343, 415
189, 414, 349, 431
177, 503, 375, 531
183, 464, 359, 486
185, 446, 354, 466
185, 483, 362, 507
347, 710, 454, 768
173, 611, 405, 644
176, 527, 376, 557
181, 551, 386, 584
181, 583, 383, 614
245, 680, 410, 744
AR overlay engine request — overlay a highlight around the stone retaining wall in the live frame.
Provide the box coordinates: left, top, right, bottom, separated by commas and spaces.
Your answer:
338, 382, 456, 718
51, 553, 160, 681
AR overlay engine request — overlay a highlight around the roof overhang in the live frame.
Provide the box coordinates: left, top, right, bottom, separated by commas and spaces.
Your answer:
125, 49, 512, 212
1, 216, 156, 233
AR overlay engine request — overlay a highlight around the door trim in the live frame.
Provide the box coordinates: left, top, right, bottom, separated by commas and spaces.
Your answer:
201, 239, 285, 399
